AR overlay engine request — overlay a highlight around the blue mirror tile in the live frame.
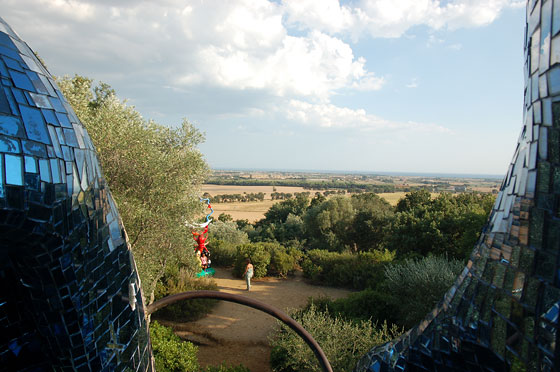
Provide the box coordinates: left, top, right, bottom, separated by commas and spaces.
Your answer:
24, 155, 36, 173
8, 69, 35, 92
0, 135, 20, 154
0, 59, 8, 78
11, 87, 26, 104
25, 70, 47, 94
4, 154, 22, 186
38, 157, 50, 183
2, 55, 23, 72
3, 87, 18, 115
38, 73, 56, 97
0, 113, 25, 137
41, 108, 58, 126
29, 92, 52, 109
20, 54, 42, 74
50, 158, 61, 183
63, 128, 78, 147
0, 82, 9, 114
55, 112, 72, 128
55, 127, 65, 145
0, 32, 13, 49
19, 105, 51, 145
49, 96, 66, 113
21, 139, 47, 157
0, 45, 21, 61
47, 125, 62, 158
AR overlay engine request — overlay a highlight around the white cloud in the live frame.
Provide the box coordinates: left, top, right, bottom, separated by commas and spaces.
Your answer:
0, 0, 519, 135
194, 30, 383, 98
3, 0, 383, 102
284, 100, 451, 134
283, 0, 523, 39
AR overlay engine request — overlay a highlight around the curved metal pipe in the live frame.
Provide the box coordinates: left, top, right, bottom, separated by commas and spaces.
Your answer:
147, 290, 333, 372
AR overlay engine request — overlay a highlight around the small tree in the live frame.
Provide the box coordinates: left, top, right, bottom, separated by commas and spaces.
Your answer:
383, 255, 464, 328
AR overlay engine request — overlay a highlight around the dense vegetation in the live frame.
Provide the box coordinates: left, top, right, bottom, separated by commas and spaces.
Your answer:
204, 189, 494, 371
59, 76, 234, 370
270, 305, 401, 372
59, 76, 208, 305
61, 75, 496, 371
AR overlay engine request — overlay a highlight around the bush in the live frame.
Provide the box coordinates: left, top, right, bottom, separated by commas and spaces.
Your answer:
153, 267, 218, 322
269, 247, 298, 277
209, 221, 249, 246
383, 255, 464, 328
306, 289, 400, 326
202, 364, 251, 372
150, 321, 199, 372
207, 239, 238, 267
233, 243, 272, 278
302, 250, 395, 289
270, 305, 402, 372
230, 242, 301, 278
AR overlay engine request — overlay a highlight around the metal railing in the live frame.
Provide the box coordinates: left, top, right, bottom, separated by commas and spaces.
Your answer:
147, 290, 333, 372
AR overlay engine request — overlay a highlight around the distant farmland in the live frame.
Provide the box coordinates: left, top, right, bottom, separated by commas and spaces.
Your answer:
201, 185, 310, 222
202, 185, 309, 200
201, 185, 410, 222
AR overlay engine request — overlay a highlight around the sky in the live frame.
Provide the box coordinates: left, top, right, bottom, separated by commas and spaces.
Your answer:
1, 0, 527, 176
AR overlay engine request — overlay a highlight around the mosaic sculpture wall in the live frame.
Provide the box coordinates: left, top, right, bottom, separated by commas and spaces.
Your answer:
0, 18, 153, 371
356, 1, 560, 371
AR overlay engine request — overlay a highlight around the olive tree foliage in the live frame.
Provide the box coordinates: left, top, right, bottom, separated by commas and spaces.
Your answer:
304, 196, 356, 252
58, 75, 208, 303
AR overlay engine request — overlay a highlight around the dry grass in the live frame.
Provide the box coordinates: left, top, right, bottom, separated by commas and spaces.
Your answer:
202, 185, 309, 200
204, 185, 441, 221
202, 185, 313, 222
210, 200, 277, 222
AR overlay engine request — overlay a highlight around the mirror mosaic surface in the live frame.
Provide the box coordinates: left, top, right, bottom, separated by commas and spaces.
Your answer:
1, 0, 559, 371
355, 0, 560, 371
0, 18, 153, 371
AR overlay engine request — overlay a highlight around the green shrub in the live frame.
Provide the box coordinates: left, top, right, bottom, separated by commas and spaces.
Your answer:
307, 289, 400, 325
153, 268, 218, 322
270, 305, 402, 372
202, 364, 251, 372
207, 239, 238, 267
209, 221, 249, 246
269, 247, 298, 277
384, 255, 464, 328
233, 243, 272, 278
150, 321, 199, 372
229, 242, 301, 278
302, 250, 394, 289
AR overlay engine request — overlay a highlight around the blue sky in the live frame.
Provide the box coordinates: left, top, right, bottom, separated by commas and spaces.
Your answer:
1, 0, 526, 176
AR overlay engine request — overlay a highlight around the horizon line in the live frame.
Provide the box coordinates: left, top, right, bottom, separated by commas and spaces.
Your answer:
209, 167, 504, 179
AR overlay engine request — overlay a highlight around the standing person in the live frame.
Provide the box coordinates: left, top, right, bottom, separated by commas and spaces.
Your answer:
243, 258, 254, 291
201, 252, 208, 270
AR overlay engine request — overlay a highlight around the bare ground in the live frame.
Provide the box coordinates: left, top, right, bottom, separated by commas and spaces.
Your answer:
160, 268, 351, 372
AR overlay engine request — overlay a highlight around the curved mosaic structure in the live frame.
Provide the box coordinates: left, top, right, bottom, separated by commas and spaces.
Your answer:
0, 19, 153, 371
356, 1, 560, 371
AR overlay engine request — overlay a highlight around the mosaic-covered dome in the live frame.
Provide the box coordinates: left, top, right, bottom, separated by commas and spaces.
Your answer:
356, 1, 560, 371
0, 18, 153, 371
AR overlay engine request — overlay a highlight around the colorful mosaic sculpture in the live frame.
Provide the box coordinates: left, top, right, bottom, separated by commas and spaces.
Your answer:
0, 18, 153, 371
356, 1, 560, 371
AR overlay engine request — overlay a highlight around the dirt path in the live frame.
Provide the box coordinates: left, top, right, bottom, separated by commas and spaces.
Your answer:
161, 268, 351, 372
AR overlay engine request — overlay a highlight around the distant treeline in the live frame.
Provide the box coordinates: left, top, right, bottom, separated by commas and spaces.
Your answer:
205, 177, 399, 193
207, 191, 350, 203
203, 192, 265, 203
